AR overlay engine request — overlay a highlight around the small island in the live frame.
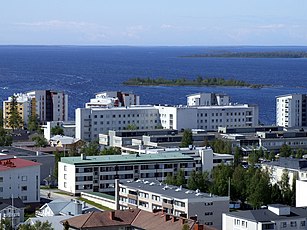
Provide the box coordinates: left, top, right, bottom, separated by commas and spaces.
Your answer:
123, 77, 265, 88
182, 51, 307, 58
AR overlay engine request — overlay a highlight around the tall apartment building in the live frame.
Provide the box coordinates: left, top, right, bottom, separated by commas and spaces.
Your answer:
0, 156, 40, 203
76, 104, 258, 141
58, 152, 196, 195
85, 91, 140, 108
115, 179, 229, 229
276, 94, 307, 128
3, 90, 68, 129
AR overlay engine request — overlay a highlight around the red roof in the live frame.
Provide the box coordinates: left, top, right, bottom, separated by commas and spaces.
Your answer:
0, 157, 41, 172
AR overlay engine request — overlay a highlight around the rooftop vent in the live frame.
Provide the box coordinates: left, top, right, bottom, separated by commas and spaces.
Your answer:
149, 182, 155, 186
175, 185, 182, 192
185, 190, 193, 194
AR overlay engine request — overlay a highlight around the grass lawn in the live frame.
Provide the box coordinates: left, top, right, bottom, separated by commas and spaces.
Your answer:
77, 197, 113, 211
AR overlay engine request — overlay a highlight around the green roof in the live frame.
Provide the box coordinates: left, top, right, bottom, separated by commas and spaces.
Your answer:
83, 192, 115, 201
61, 152, 193, 165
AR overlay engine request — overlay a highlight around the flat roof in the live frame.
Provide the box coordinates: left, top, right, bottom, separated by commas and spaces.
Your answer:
61, 152, 194, 165
226, 206, 307, 222
120, 179, 228, 201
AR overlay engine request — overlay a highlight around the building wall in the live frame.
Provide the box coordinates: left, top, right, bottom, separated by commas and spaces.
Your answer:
0, 165, 40, 203
296, 180, 307, 207
58, 162, 76, 194
222, 214, 257, 230
276, 94, 303, 128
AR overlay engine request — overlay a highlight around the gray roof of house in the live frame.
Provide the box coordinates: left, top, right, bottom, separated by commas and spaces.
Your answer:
226, 207, 307, 222
263, 157, 307, 171
119, 179, 228, 201
25, 216, 71, 230
0, 198, 25, 210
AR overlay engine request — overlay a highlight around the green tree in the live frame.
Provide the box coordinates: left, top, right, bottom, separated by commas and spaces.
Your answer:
62, 221, 69, 230
291, 173, 297, 206
296, 149, 304, 159
271, 183, 283, 204
233, 146, 242, 167
80, 140, 100, 156
279, 144, 292, 157
0, 127, 13, 146
8, 95, 23, 130
278, 169, 292, 205
51, 125, 64, 136
27, 115, 40, 132
0, 218, 11, 230
0, 109, 3, 127
182, 223, 189, 230
32, 135, 48, 147
187, 170, 211, 192
248, 151, 259, 166
268, 151, 276, 161
175, 169, 186, 186
210, 164, 234, 196
231, 166, 247, 203
247, 169, 271, 208
101, 147, 121, 155
165, 173, 176, 185
18, 220, 53, 230
53, 150, 64, 179
209, 139, 232, 154
180, 129, 193, 147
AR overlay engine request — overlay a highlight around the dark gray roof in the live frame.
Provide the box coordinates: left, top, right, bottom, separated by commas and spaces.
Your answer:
227, 207, 307, 222
0, 198, 25, 210
119, 179, 228, 201
263, 157, 307, 171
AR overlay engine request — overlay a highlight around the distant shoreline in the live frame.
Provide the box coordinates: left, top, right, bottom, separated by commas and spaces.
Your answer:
123, 77, 266, 88
181, 51, 307, 58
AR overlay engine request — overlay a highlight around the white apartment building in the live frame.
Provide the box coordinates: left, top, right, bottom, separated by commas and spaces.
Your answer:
58, 152, 195, 195
3, 90, 68, 128
76, 105, 161, 141
85, 91, 140, 108
115, 179, 229, 230
0, 156, 40, 203
121, 146, 233, 173
27, 90, 68, 123
223, 204, 307, 230
276, 94, 307, 128
262, 157, 307, 186
76, 104, 258, 141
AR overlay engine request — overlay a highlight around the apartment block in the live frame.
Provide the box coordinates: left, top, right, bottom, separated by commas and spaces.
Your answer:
187, 92, 230, 106
76, 104, 258, 142
276, 94, 307, 128
58, 152, 195, 195
115, 179, 229, 229
0, 156, 40, 203
3, 90, 68, 129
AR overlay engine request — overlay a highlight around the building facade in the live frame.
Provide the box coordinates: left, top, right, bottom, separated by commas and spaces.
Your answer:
276, 94, 307, 128
76, 104, 258, 142
222, 204, 307, 230
3, 90, 68, 129
115, 179, 229, 229
0, 156, 40, 203
58, 152, 195, 195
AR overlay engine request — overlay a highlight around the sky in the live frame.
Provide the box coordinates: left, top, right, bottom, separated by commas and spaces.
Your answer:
1, 0, 307, 46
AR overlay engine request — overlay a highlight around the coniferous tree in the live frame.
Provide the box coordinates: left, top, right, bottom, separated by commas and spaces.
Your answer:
8, 95, 23, 130
180, 129, 193, 147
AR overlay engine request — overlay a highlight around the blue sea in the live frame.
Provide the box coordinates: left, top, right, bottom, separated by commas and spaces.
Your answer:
1, 45, 307, 125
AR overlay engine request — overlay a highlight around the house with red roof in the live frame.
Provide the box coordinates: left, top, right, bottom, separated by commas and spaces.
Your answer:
0, 155, 41, 203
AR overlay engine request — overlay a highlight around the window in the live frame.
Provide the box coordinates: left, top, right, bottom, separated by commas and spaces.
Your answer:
0, 177, 3, 182
64, 182, 67, 188
152, 195, 160, 201
0, 187, 3, 192
21, 186, 27, 191
290, 221, 297, 227
21, 176, 27, 181
64, 165, 67, 171
280, 222, 287, 228
21, 196, 27, 201
301, 221, 306, 227
64, 174, 67, 180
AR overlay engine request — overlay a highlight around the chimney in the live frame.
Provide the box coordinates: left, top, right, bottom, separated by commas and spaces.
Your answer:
164, 214, 170, 222
81, 154, 86, 160
194, 223, 204, 230
109, 211, 115, 220
180, 218, 186, 225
